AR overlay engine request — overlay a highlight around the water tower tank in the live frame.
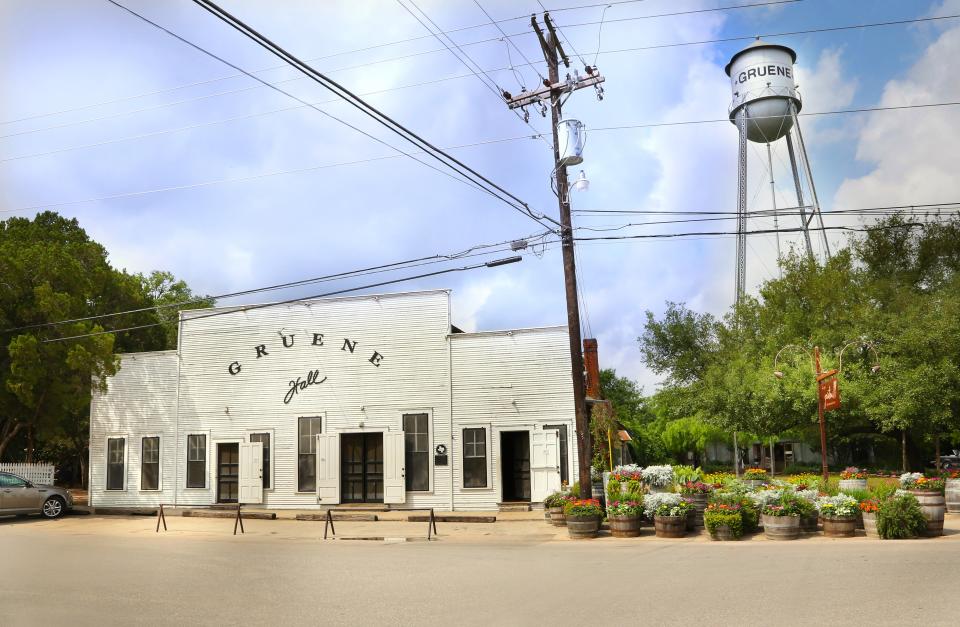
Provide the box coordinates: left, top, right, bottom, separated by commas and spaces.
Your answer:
725, 40, 801, 143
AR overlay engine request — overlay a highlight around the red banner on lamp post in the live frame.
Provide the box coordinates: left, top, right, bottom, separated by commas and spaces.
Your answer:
818, 370, 840, 412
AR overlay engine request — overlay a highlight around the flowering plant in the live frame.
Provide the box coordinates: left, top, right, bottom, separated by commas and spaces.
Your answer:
703, 472, 735, 488
816, 494, 859, 518
644, 492, 682, 518
563, 498, 603, 517
900, 473, 945, 493
945, 470, 959, 479
743, 467, 769, 481
761, 504, 798, 517
679, 481, 713, 495
543, 491, 572, 509
747, 488, 783, 508
607, 499, 644, 517
840, 467, 867, 480
859, 499, 879, 514
784, 474, 820, 491
610, 464, 643, 483
641, 465, 674, 488
655, 499, 691, 518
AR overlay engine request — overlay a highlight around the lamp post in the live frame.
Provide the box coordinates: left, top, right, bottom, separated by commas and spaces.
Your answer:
773, 342, 879, 487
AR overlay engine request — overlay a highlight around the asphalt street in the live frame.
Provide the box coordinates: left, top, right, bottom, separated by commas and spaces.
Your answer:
1, 515, 958, 626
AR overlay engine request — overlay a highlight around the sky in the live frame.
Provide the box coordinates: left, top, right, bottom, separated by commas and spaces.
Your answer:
2, 0, 959, 392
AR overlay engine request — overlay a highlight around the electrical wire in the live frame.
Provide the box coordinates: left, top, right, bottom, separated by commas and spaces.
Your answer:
39, 255, 524, 344
189, 0, 551, 229
573, 222, 928, 242
476, 0, 547, 82
0, 0, 809, 134
4, 228, 551, 333
573, 201, 960, 216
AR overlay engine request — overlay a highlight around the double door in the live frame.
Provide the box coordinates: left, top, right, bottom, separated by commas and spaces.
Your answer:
341, 433, 384, 503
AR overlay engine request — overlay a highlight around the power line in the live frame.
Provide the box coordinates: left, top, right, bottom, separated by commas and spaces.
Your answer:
4, 229, 550, 334
188, 0, 551, 229
105, 0, 524, 219
6, 96, 960, 215
573, 221, 928, 242
573, 201, 960, 216
40, 254, 523, 344
0, 0, 807, 134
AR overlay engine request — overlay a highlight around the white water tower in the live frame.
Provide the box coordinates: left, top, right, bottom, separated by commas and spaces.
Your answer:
725, 39, 829, 304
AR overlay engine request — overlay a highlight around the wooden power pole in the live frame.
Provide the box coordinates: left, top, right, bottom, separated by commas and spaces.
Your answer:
506, 13, 605, 499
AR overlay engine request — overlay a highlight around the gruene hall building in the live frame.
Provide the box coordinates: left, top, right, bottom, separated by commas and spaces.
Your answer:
89, 290, 577, 511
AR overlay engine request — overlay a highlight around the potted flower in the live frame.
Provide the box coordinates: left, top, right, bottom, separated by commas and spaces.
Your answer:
544, 491, 570, 526
816, 494, 859, 537
607, 499, 644, 538
900, 473, 946, 536
791, 490, 819, 532
946, 470, 960, 514
876, 493, 927, 539
704, 503, 744, 541
641, 465, 674, 493
653, 498, 691, 538
839, 467, 868, 492
679, 481, 713, 530
761, 498, 801, 540
742, 467, 769, 488
563, 499, 603, 539
860, 499, 880, 538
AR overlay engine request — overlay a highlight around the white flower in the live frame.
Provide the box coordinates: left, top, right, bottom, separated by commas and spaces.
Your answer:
793, 489, 819, 503
815, 494, 858, 517
613, 464, 643, 475
899, 472, 923, 488
642, 465, 674, 488
643, 492, 682, 517
747, 489, 783, 507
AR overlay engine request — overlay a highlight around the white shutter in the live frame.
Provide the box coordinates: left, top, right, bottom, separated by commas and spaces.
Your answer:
316, 434, 340, 504
383, 432, 406, 504
239, 442, 263, 504
530, 429, 561, 502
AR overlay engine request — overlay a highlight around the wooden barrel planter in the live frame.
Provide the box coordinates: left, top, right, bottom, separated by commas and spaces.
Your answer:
911, 490, 945, 537
822, 515, 857, 538
548, 507, 566, 527
566, 514, 601, 539
709, 525, 739, 541
946, 480, 960, 514
838, 479, 868, 492
608, 515, 642, 538
654, 515, 687, 538
682, 494, 708, 530
800, 512, 819, 532
862, 512, 879, 538
762, 514, 800, 540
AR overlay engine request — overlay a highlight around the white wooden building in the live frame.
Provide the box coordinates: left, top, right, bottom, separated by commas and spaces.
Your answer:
89, 290, 578, 511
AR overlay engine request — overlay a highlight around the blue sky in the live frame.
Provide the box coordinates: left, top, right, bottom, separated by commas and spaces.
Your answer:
2, 0, 959, 391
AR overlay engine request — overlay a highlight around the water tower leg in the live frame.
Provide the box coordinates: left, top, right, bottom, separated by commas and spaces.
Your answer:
785, 129, 815, 260
766, 143, 782, 277
735, 109, 748, 305
790, 105, 832, 259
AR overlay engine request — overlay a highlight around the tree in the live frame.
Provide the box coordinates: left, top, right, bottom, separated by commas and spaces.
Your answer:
138, 270, 214, 350
0, 212, 208, 480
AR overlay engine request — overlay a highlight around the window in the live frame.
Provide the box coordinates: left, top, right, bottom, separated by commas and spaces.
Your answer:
141, 436, 160, 491
0, 473, 27, 488
106, 437, 125, 490
250, 432, 271, 489
403, 413, 430, 491
298, 416, 322, 492
186, 434, 207, 488
462, 427, 487, 488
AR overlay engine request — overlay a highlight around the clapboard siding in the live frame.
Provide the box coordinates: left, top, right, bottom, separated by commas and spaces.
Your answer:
89, 351, 178, 508
450, 328, 577, 511
90, 291, 578, 511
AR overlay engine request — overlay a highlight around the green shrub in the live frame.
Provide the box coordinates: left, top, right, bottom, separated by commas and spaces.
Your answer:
871, 482, 897, 501
673, 465, 703, 485
606, 478, 622, 502
876, 494, 927, 539
704, 505, 744, 539
543, 492, 569, 509
839, 487, 871, 503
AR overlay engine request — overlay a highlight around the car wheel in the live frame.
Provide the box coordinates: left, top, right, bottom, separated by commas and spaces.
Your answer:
41, 496, 65, 519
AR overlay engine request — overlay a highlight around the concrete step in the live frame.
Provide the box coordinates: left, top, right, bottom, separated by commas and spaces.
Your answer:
94, 507, 157, 516
296, 513, 378, 522
181, 509, 276, 520
498, 503, 531, 513
408, 514, 495, 523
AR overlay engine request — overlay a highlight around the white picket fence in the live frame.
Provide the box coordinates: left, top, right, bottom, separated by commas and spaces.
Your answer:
0, 463, 56, 485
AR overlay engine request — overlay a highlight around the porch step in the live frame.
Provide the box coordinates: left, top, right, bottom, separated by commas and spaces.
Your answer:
498, 502, 531, 513
93, 507, 157, 516
181, 509, 276, 520
408, 514, 496, 523
296, 513, 379, 522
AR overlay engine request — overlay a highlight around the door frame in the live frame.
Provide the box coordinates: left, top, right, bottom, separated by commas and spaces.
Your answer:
338, 429, 387, 504
212, 439, 242, 504
494, 426, 533, 504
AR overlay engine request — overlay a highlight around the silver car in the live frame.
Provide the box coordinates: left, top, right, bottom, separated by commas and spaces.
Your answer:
0, 471, 73, 519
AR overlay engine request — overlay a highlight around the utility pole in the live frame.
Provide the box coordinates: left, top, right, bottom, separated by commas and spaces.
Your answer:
505, 13, 605, 499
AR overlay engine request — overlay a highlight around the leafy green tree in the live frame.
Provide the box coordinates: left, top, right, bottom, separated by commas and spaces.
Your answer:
138, 270, 214, 350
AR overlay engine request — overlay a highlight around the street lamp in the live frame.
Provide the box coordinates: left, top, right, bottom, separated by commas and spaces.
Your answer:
772, 341, 879, 487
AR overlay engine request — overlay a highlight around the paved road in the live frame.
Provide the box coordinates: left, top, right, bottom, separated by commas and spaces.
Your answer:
1, 515, 958, 626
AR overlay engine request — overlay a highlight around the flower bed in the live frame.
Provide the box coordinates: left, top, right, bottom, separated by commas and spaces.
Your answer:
704, 503, 743, 540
